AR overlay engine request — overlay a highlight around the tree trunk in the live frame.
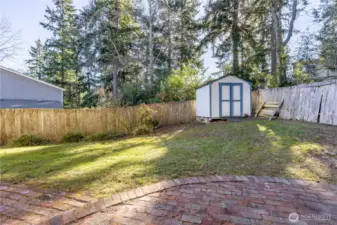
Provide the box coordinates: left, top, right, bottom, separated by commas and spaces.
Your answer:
38, 43, 42, 80
60, 1, 65, 88
61, 48, 65, 88
271, 0, 297, 86
112, 57, 118, 97
148, 0, 154, 86
260, 23, 268, 74
112, 0, 119, 97
240, 41, 244, 68
271, 0, 282, 85
180, 0, 184, 71
68, 84, 72, 108
232, 0, 240, 75
167, 4, 172, 74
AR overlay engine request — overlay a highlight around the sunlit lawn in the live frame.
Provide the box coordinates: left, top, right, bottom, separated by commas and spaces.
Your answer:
1, 120, 336, 197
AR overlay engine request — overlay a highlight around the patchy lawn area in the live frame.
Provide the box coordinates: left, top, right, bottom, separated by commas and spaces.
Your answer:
1, 120, 336, 197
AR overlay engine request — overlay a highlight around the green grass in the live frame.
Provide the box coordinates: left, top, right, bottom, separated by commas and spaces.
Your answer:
1, 120, 336, 197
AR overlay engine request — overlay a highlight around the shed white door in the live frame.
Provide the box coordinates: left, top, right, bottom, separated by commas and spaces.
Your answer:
220, 84, 231, 117
219, 83, 243, 117
232, 85, 242, 117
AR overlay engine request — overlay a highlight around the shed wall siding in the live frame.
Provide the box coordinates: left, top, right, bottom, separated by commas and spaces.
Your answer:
196, 85, 210, 117
211, 76, 251, 118
0, 68, 63, 102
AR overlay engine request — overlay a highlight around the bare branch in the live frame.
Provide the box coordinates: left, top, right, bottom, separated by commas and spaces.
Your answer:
283, 0, 298, 45
0, 16, 21, 62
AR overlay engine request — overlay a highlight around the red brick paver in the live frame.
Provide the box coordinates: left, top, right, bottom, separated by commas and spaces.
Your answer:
1, 176, 337, 224
72, 176, 337, 225
0, 183, 96, 225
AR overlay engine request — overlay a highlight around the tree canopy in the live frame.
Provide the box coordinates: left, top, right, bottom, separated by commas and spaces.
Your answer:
25, 0, 336, 107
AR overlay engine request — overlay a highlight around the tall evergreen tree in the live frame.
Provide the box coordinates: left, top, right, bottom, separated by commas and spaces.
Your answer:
201, 0, 304, 86
133, 0, 201, 97
201, 0, 251, 76
79, 0, 138, 99
270, 0, 298, 86
40, 0, 79, 107
26, 0, 319, 105
175, 0, 201, 69
296, 32, 317, 61
26, 39, 45, 80
314, 0, 337, 72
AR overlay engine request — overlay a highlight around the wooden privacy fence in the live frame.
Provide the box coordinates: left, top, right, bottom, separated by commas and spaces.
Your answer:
252, 80, 337, 125
0, 100, 196, 144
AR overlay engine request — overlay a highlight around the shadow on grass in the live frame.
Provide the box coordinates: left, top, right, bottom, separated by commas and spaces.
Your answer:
0, 141, 148, 190
0, 120, 336, 198
154, 120, 336, 184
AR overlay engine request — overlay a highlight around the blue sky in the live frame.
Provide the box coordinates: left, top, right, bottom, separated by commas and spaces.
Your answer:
0, 0, 320, 76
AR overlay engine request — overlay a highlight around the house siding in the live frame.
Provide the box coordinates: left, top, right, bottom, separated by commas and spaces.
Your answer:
0, 68, 63, 103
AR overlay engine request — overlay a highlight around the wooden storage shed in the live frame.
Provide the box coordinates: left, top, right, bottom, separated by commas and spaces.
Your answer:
196, 75, 252, 120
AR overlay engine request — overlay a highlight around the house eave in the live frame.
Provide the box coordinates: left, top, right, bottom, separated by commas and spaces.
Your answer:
0, 66, 64, 91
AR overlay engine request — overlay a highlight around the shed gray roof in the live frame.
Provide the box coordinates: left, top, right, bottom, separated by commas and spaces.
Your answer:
0, 99, 63, 109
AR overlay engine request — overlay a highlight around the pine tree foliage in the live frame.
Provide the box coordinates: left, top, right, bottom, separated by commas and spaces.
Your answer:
39, 0, 80, 107
200, 0, 244, 75
200, 0, 306, 86
79, 0, 139, 93
314, 0, 337, 71
26, 39, 45, 80
25, 0, 334, 107
26, 0, 202, 107
296, 33, 317, 61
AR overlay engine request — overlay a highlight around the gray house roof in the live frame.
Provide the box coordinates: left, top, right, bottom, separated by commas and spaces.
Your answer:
0, 99, 63, 109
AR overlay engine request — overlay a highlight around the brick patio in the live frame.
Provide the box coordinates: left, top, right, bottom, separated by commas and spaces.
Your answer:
0, 182, 96, 225
72, 176, 336, 225
1, 176, 337, 224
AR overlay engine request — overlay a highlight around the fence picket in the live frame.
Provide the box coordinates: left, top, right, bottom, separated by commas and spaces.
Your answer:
0, 101, 196, 144
253, 81, 337, 125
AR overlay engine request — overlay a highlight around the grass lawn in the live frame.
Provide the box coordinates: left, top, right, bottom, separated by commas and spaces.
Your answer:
1, 119, 336, 197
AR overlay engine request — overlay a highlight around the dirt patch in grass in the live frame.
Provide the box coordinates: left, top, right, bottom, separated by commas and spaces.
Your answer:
153, 122, 203, 135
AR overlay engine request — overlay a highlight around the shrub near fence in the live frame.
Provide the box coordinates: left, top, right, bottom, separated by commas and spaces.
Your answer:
0, 100, 196, 144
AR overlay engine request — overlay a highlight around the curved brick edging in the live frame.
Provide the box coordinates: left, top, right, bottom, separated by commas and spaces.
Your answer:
46, 175, 337, 225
